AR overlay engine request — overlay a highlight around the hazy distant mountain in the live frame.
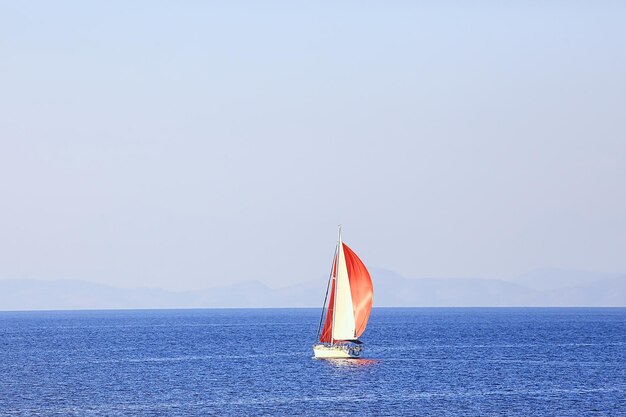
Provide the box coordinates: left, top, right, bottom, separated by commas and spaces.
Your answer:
506, 267, 623, 291
370, 268, 543, 307
0, 279, 184, 310
544, 276, 626, 307
0, 268, 624, 310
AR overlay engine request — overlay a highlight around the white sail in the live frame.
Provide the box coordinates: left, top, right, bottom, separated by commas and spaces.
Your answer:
332, 235, 356, 340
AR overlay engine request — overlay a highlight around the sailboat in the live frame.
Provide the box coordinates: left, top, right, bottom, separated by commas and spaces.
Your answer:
313, 226, 374, 359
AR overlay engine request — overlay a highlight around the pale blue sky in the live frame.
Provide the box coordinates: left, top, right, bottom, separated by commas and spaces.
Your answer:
1, 1, 625, 290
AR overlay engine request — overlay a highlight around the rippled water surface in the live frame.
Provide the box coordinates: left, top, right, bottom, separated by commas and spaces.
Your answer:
1, 308, 624, 416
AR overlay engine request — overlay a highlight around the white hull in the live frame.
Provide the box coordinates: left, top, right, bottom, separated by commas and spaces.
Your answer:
313, 344, 363, 359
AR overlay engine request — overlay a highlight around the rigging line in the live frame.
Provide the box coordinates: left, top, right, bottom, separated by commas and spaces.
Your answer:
316, 244, 337, 341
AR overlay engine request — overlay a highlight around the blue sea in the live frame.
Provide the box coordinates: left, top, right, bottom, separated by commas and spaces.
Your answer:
1, 308, 624, 416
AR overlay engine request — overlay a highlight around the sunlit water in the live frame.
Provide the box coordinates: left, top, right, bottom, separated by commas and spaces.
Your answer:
1, 308, 624, 416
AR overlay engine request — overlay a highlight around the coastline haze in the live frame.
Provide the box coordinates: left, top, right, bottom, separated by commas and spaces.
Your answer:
1, 1, 625, 294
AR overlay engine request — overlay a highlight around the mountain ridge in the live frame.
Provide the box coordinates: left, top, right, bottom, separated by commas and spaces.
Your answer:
1, 268, 624, 311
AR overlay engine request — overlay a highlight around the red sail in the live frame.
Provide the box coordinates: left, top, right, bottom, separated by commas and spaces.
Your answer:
319, 254, 337, 343
319, 279, 335, 343
343, 243, 373, 338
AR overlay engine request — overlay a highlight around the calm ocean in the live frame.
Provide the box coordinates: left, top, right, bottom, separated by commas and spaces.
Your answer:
1, 308, 624, 416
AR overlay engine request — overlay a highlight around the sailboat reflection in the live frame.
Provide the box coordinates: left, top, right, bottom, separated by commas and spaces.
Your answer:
324, 358, 380, 368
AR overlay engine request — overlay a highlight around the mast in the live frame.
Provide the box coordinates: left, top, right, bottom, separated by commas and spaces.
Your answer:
331, 225, 342, 345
